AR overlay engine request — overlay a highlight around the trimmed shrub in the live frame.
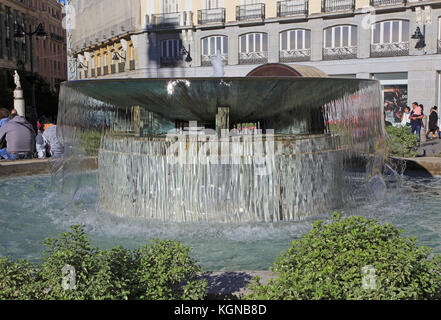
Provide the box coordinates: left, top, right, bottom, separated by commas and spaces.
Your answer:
246, 212, 441, 300
386, 125, 419, 158
0, 226, 206, 300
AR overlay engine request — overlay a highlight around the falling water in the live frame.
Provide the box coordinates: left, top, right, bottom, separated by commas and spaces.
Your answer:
57, 77, 386, 223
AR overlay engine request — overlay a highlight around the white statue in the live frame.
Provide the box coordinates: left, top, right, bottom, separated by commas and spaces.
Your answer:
14, 70, 21, 89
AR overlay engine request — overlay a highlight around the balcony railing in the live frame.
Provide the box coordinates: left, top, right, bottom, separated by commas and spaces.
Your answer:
322, 0, 355, 12
323, 46, 357, 60
97, 68, 102, 76
198, 8, 226, 25
277, 0, 308, 17
370, 0, 406, 6
279, 49, 311, 62
238, 51, 268, 65
91, 68, 96, 77
160, 56, 184, 68
111, 64, 116, 74
103, 65, 109, 76
201, 53, 228, 67
236, 4, 265, 22
370, 42, 409, 57
118, 62, 125, 73
150, 12, 193, 30
129, 60, 135, 70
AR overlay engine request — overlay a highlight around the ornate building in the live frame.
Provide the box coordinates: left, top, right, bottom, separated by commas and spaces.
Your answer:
0, 0, 67, 90
70, 0, 441, 121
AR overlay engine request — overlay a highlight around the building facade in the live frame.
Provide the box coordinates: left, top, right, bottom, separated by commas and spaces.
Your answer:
71, 0, 441, 122
0, 0, 67, 90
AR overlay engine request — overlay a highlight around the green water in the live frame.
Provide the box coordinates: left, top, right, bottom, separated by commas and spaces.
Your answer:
1, 172, 441, 271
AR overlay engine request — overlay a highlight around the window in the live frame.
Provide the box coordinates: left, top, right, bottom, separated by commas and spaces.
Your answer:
280, 29, 311, 51
206, 0, 221, 8
239, 33, 268, 53
161, 39, 182, 59
202, 35, 228, 56
324, 25, 357, 48
163, 0, 179, 13
371, 20, 409, 44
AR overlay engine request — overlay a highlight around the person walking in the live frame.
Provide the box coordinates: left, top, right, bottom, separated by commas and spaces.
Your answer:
0, 112, 36, 160
410, 102, 424, 143
426, 106, 440, 140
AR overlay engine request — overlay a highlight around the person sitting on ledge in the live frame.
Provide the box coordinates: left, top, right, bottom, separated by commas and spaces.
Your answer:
0, 111, 35, 160
38, 116, 64, 158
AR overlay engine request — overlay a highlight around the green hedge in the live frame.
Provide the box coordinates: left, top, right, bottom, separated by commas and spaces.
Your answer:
246, 212, 441, 300
0, 226, 206, 300
386, 125, 419, 158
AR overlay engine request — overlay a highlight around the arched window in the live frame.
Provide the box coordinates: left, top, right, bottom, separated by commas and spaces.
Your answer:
323, 25, 357, 60
280, 29, 311, 62
371, 20, 409, 57
201, 35, 228, 66
239, 32, 268, 65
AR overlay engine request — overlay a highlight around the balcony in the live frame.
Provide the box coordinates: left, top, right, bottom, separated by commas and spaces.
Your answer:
150, 12, 193, 30
198, 8, 226, 25
201, 53, 228, 67
370, 42, 409, 57
160, 56, 184, 68
118, 62, 125, 73
323, 46, 357, 60
236, 4, 265, 22
238, 51, 268, 65
322, 0, 355, 13
370, 0, 406, 7
279, 49, 311, 62
277, 0, 308, 17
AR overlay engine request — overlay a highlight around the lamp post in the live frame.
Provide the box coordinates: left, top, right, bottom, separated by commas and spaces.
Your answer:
180, 45, 193, 63
14, 22, 47, 132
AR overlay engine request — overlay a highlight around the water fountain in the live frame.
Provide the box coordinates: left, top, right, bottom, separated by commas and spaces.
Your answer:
56, 73, 386, 223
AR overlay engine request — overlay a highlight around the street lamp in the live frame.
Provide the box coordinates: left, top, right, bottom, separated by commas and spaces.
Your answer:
411, 26, 426, 50
14, 21, 47, 132
180, 45, 192, 63
112, 51, 126, 61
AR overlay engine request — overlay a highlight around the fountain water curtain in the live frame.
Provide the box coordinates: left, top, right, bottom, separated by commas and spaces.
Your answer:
57, 77, 386, 223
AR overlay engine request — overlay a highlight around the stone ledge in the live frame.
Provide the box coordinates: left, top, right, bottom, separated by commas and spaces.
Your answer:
390, 156, 441, 177
0, 157, 98, 178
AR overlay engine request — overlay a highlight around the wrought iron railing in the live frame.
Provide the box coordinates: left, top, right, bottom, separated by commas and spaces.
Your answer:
97, 68, 102, 76
151, 12, 184, 29
103, 65, 108, 76
201, 53, 228, 66
279, 49, 311, 62
238, 51, 268, 65
322, 0, 355, 12
370, 42, 409, 57
277, 0, 308, 17
129, 60, 135, 70
323, 46, 357, 60
91, 69, 95, 77
236, 3, 265, 21
370, 0, 406, 6
111, 64, 116, 74
198, 8, 226, 25
160, 56, 184, 68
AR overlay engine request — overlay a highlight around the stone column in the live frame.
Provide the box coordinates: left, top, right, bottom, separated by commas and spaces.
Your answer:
14, 88, 25, 117
310, 19, 323, 61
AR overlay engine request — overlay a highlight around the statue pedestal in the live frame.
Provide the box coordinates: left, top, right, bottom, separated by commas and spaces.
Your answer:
14, 88, 25, 117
